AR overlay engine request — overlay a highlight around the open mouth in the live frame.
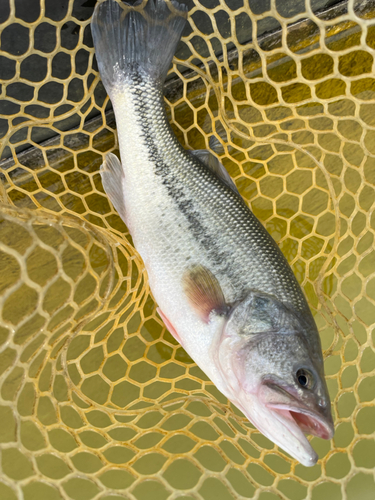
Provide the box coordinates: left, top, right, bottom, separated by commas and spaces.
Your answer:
289, 409, 333, 439
233, 382, 335, 466
259, 381, 334, 441
265, 405, 333, 442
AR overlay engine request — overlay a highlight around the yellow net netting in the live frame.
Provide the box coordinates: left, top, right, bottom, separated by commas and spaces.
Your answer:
0, 0, 374, 498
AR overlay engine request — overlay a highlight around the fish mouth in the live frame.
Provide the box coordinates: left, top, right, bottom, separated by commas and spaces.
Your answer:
268, 405, 334, 440
260, 380, 334, 439
255, 380, 334, 466
289, 408, 333, 440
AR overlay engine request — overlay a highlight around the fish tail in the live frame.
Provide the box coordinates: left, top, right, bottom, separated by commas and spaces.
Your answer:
91, 0, 188, 94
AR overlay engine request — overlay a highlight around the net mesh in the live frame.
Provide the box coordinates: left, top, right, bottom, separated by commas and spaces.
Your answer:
0, 0, 374, 498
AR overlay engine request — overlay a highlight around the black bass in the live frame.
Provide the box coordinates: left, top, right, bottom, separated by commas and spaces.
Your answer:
91, 0, 334, 466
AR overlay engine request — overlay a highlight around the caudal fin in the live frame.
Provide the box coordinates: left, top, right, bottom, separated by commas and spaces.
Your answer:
91, 0, 187, 95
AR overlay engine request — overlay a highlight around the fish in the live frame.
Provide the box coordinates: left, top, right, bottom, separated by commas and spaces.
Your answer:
91, 0, 334, 466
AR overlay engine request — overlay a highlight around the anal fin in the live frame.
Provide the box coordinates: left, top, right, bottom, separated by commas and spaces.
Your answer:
100, 152, 126, 222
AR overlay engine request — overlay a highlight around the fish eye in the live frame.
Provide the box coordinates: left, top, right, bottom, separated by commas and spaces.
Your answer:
296, 368, 313, 389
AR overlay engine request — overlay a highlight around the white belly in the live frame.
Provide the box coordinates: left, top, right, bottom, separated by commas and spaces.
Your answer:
111, 93, 226, 390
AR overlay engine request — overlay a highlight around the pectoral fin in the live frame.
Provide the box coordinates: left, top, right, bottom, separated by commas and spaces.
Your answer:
182, 265, 227, 322
100, 152, 126, 222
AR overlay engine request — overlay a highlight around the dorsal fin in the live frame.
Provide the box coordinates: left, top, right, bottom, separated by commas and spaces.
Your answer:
209, 135, 225, 154
189, 149, 240, 197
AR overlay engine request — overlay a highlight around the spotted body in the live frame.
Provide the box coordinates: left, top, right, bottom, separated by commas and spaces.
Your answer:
92, 0, 334, 466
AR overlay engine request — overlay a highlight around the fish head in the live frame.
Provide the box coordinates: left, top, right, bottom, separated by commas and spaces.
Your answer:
216, 292, 334, 467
